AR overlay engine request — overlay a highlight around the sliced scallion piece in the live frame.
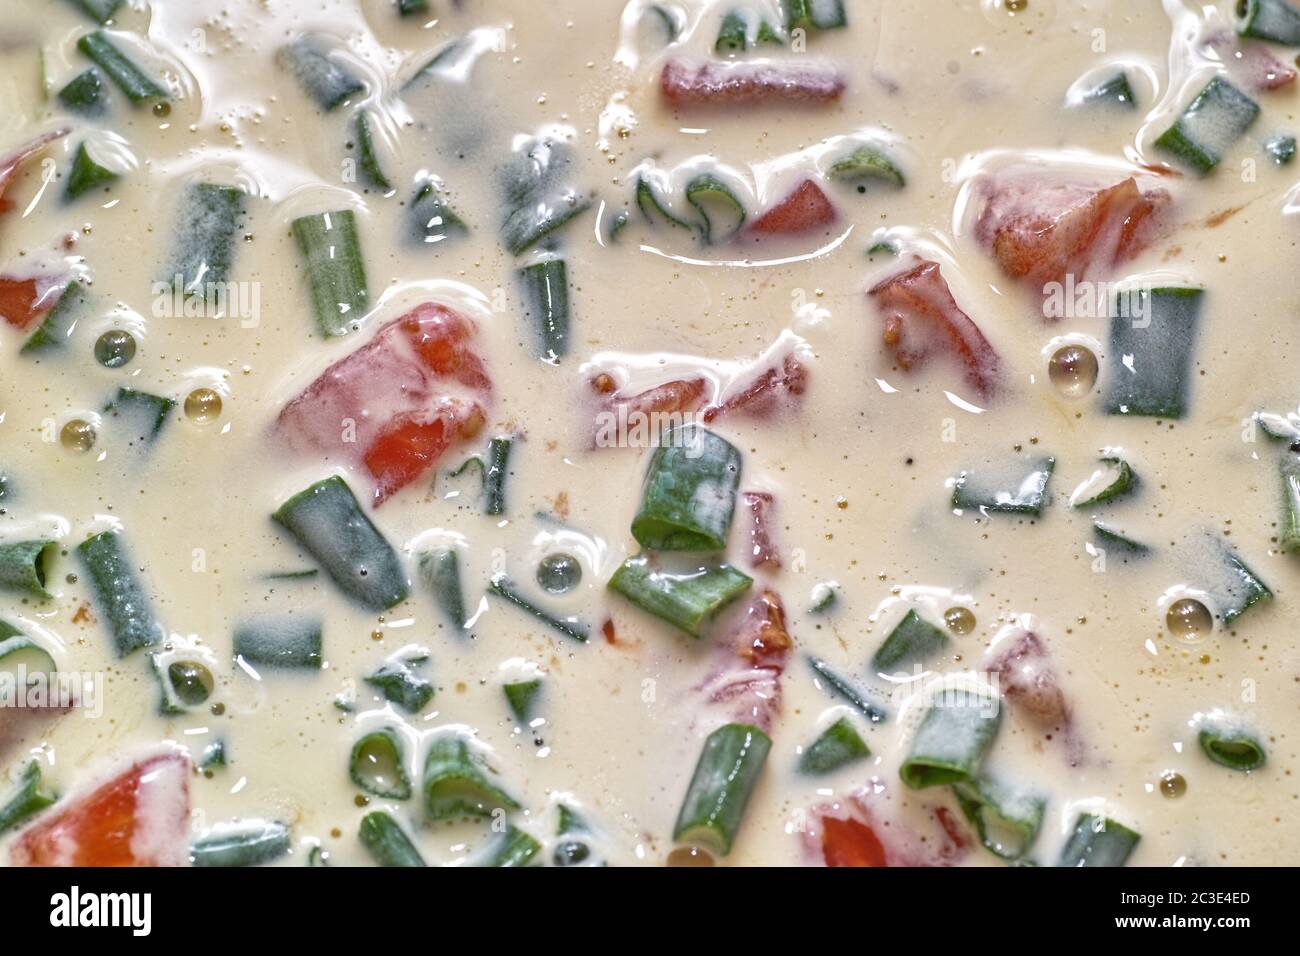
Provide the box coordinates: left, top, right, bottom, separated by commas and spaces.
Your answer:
359, 810, 426, 867
1057, 814, 1139, 867
409, 180, 469, 248
66, 0, 124, 23
0, 631, 58, 680
685, 173, 746, 243
1093, 520, 1151, 556
607, 556, 752, 638
418, 548, 467, 632
631, 425, 741, 551
0, 761, 56, 835
0, 539, 55, 600
798, 717, 870, 775
1266, 133, 1297, 165
1281, 445, 1300, 553
809, 580, 839, 614
489, 575, 590, 642
871, 608, 948, 673
899, 691, 1001, 789
350, 728, 413, 799
199, 740, 226, 770
715, 10, 749, 53
1070, 456, 1136, 508
162, 183, 245, 293
1101, 287, 1203, 418
517, 259, 570, 360
1236, 0, 1300, 44
57, 67, 106, 115
1154, 77, 1259, 174
291, 210, 369, 337
191, 820, 291, 867
475, 825, 542, 867
272, 476, 409, 611
500, 137, 591, 254
787, 0, 848, 31
365, 651, 433, 713
102, 387, 176, 448
65, 140, 119, 200
354, 111, 391, 192
827, 145, 905, 189
952, 776, 1045, 860
423, 734, 520, 819
232, 612, 322, 669
951, 457, 1055, 516
673, 722, 771, 856
77, 529, 163, 655
77, 31, 167, 104
1082, 72, 1136, 109
21, 280, 87, 354
503, 679, 542, 722
1198, 717, 1266, 771
278, 37, 365, 111
398, 0, 430, 16
807, 655, 888, 723
1197, 537, 1272, 625
635, 176, 694, 232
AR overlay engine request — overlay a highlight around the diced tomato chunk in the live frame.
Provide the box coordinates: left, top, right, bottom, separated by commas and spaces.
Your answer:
868, 259, 1001, 399
0, 129, 70, 214
809, 788, 969, 867
0, 275, 65, 330
820, 816, 890, 868
10, 751, 191, 867
741, 491, 781, 570
277, 303, 490, 505
747, 180, 837, 235
660, 59, 845, 108
974, 173, 1166, 293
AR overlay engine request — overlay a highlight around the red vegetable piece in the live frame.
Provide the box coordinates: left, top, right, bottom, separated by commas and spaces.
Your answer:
0, 129, 70, 214
868, 259, 1001, 399
741, 491, 781, 570
0, 275, 65, 330
10, 751, 191, 867
821, 815, 890, 868
702, 353, 808, 421
363, 401, 484, 505
748, 180, 837, 235
660, 59, 846, 108
987, 630, 1070, 729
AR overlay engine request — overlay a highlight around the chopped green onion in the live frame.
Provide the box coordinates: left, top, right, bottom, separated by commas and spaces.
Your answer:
365, 651, 434, 713
398, 0, 430, 15
0, 631, 58, 680
1101, 287, 1203, 418
350, 728, 412, 799
163, 183, 245, 292
952, 457, 1055, 516
787, 0, 847, 31
715, 10, 749, 53
1236, 0, 1300, 44
1082, 72, 1136, 109
517, 259, 570, 360
199, 740, 226, 770
272, 476, 409, 611
806, 655, 887, 723
673, 722, 771, 856
65, 0, 124, 23
1070, 456, 1136, 508
871, 608, 949, 672
278, 37, 365, 111
500, 137, 591, 255
191, 821, 291, 867
1057, 814, 1139, 867
1198, 537, 1272, 625
1155, 77, 1259, 175
409, 180, 469, 248
1266, 133, 1297, 165
359, 810, 426, 866
899, 691, 1001, 789
0, 539, 55, 601
952, 776, 1045, 860
475, 825, 542, 867
489, 575, 590, 642
632, 425, 741, 551
685, 173, 746, 243
1281, 446, 1300, 553
808, 580, 839, 614
635, 176, 694, 232
77, 529, 163, 655
291, 210, 369, 337
1093, 520, 1151, 556
827, 145, 905, 189
418, 548, 467, 632
232, 612, 323, 669
503, 679, 542, 722
65, 140, 119, 200
77, 31, 167, 104
0, 762, 56, 835
1198, 719, 1266, 771
57, 68, 105, 114
798, 717, 870, 775
354, 111, 391, 191
102, 387, 176, 447
21, 280, 87, 354
423, 734, 520, 819
607, 556, 752, 638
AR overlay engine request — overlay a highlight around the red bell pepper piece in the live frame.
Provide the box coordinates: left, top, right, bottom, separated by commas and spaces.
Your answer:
0, 274, 67, 329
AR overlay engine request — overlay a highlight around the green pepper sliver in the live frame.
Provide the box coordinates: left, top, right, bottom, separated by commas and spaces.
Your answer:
349, 728, 413, 799
798, 717, 870, 775
278, 37, 366, 111
1154, 77, 1259, 175
358, 811, 426, 867
632, 425, 741, 551
475, 825, 542, 867
191, 820, 291, 867
162, 183, 245, 292
418, 548, 467, 631
233, 612, 322, 669
77, 530, 163, 656
871, 608, 948, 672
0, 761, 56, 835
951, 457, 1054, 516
291, 210, 369, 337
0, 539, 56, 600
952, 776, 1045, 860
1198, 720, 1267, 771
607, 556, 752, 637
1101, 288, 1203, 419
673, 722, 771, 856
1057, 814, 1140, 867
518, 260, 571, 361
272, 476, 409, 611
354, 110, 391, 192
899, 691, 1001, 789
807, 655, 888, 723
1236, 0, 1300, 45
488, 575, 590, 642
423, 734, 520, 819
77, 31, 168, 104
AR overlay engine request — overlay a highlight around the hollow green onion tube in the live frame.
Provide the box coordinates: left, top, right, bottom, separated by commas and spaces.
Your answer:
0, 539, 55, 601
418, 548, 467, 631
899, 691, 1001, 789
349, 728, 413, 799
21, 281, 87, 354
278, 38, 365, 111
607, 556, 752, 637
951, 457, 1054, 516
715, 10, 749, 52
806, 655, 888, 722
827, 145, 905, 189
163, 183, 245, 292
359, 811, 426, 867
233, 613, 322, 669
1084, 72, 1136, 109
871, 608, 948, 672
423, 735, 520, 819
484, 436, 513, 515
398, 0, 430, 16
787, 0, 848, 31
1280, 446, 1300, 553
57, 68, 105, 114
1070, 456, 1136, 508
1057, 814, 1140, 867
77, 31, 168, 104
0, 631, 58, 679
685, 174, 746, 244
673, 723, 771, 856
1155, 77, 1258, 174
636, 176, 694, 232
1236, 0, 1300, 44
0, 762, 56, 835
409, 181, 468, 248
191, 821, 291, 867
798, 717, 870, 775
517, 260, 570, 361
489, 575, 590, 642
77, 530, 163, 656
66, 0, 124, 24
1198, 720, 1267, 771
632, 426, 741, 551
65, 141, 119, 200
1101, 288, 1203, 419
272, 476, 409, 611
475, 825, 542, 867
291, 210, 369, 337
952, 777, 1045, 860
354, 111, 391, 192
365, 654, 433, 713
103, 387, 176, 447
